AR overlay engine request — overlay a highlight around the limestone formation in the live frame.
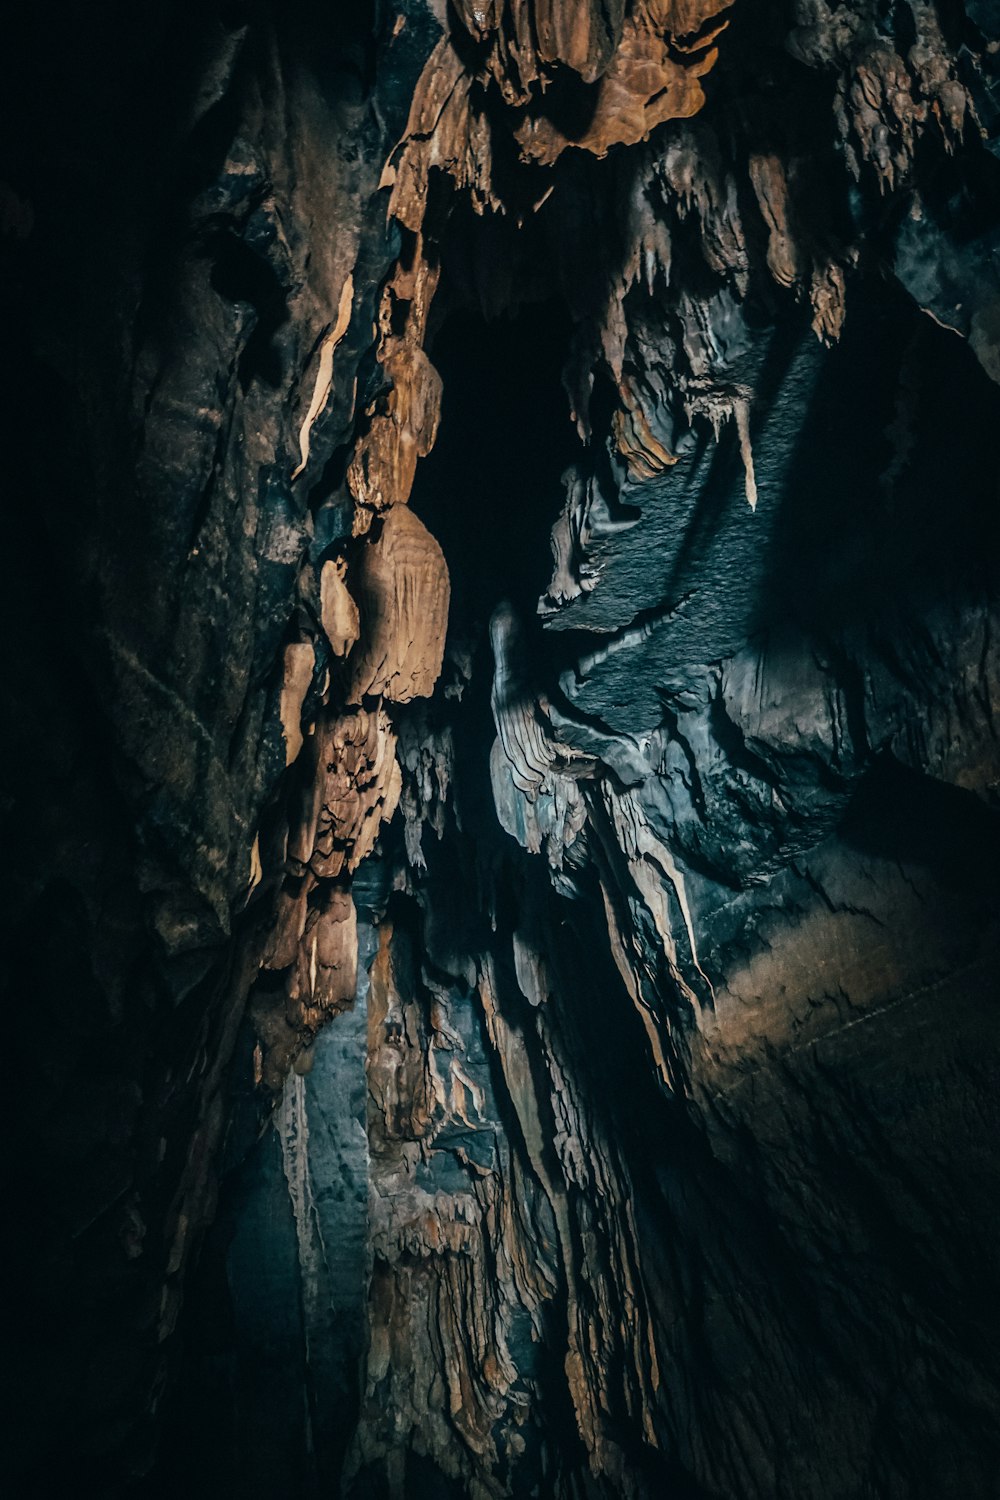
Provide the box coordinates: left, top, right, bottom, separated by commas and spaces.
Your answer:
347, 506, 450, 706
5, 3, 1000, 1498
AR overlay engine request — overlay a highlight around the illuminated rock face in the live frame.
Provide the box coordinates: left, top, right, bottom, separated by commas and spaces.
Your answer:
4, 2, 1000, 1497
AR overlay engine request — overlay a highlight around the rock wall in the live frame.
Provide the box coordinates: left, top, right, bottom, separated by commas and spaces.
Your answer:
3, 2, 1000, 1497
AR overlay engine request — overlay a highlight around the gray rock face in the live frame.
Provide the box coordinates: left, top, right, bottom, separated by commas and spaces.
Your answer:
3, 2, 1000, 1498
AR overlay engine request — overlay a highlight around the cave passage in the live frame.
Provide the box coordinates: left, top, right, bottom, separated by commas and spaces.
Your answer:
5, 3, 1000, 1498
411, 300, 577, 627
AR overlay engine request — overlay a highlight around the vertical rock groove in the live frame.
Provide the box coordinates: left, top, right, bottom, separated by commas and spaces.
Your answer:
2, 2, 1000, 1497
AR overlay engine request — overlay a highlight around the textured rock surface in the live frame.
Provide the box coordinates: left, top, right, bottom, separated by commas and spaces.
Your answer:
3, 1, 1000, 1497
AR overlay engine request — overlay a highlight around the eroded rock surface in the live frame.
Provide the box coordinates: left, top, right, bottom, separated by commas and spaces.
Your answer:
3, 2, 1000, 1498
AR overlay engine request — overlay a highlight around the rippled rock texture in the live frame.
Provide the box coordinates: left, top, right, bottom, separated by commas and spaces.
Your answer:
3, 1, 1000, 1497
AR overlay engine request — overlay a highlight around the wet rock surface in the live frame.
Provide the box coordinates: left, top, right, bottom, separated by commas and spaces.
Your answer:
2, 2, 1000, 1497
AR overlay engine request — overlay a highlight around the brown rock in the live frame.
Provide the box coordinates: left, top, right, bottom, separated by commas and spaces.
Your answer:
288, 705, 402, 879
319, 558, 360, 657
280, 641, 315, 767
347, 341, 442, 511
347, 506, 450, 705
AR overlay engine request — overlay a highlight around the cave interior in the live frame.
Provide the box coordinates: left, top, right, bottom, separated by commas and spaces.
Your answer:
2, 2, 1000, 1498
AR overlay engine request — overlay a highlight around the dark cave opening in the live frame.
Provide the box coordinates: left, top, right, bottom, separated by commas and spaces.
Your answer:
409, 299, 578, 633
758, 275, 1000, 639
